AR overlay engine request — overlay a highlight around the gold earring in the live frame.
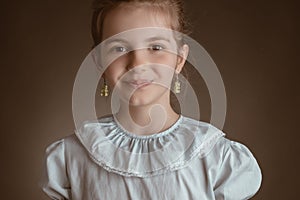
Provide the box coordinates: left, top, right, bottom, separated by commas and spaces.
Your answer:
100, 78, 109, 96
174, 73, 181, 94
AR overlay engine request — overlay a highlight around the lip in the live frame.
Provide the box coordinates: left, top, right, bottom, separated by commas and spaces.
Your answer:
127, 79, 153, 89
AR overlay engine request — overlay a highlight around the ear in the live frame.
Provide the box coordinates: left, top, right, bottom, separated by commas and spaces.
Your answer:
175, 44, 189, 74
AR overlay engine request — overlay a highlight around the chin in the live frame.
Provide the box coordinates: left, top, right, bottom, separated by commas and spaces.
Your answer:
117, 85, 169, 107
128, 95, 155, 107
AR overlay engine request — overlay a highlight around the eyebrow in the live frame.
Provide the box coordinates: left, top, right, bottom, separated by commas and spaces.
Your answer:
104, 36, 171, 45
145, 36, 171, 43
103, 38, 128, 45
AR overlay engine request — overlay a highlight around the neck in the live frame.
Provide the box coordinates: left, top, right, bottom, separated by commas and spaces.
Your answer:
114, 99, 179, 136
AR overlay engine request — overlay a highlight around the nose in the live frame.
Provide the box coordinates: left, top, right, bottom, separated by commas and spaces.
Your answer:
126, 49, 148, 73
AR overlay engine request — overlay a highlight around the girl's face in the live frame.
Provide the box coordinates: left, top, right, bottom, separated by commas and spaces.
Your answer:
101, 5, 188, 106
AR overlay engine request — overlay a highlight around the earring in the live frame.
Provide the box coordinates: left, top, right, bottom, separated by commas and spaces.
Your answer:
173, 73, 181, 94
100, 78, 109, 96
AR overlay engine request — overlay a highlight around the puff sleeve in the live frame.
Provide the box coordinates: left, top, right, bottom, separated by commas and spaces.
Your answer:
40, 139, 71, 200
213, 140, 262, 200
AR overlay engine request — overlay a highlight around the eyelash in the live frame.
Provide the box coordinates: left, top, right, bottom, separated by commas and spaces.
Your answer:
114, 46, 128, 52
111, 44, 165, 53
149, 44, 164, 51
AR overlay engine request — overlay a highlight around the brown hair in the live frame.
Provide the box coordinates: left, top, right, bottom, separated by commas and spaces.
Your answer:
91, 0, 190, 48
92, 0, 190, 113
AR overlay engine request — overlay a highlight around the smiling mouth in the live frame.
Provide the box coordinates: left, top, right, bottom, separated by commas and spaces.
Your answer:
127, 79, 153, 89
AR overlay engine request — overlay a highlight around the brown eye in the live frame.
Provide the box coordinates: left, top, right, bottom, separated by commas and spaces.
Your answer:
150, 44, 164, 51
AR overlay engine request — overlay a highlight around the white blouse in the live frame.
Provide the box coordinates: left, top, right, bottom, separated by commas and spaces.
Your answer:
40, 115, 262, 200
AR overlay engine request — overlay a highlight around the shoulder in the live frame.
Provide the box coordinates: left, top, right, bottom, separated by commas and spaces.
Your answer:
215, 137, 260, 166
44, 134, 85, 157
208, 135, 261, 168
181, 116, 259, 164
181, 116, 223, 137
45, 134, 78, 148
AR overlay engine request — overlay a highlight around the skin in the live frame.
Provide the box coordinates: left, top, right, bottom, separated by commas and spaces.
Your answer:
101, 4, 189, 135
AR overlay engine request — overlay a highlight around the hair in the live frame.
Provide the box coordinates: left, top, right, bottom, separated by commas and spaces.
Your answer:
91, 0, 191, 113
91, 0, 190, 48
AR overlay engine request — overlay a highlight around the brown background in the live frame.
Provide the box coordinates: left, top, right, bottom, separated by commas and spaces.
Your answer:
1, 0, 299, 199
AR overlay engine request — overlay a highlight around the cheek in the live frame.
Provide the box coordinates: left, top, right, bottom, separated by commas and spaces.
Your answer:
151, 53, 177, 76
152, 53, 178, 67
104, 59, 127, 86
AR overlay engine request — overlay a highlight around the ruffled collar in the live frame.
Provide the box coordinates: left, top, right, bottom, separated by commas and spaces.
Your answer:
75, 115, 225, 177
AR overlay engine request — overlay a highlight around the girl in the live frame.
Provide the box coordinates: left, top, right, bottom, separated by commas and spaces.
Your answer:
40, 0, 262, 199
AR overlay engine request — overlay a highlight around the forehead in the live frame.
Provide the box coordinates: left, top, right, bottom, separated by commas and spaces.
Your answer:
103, 28, 176, 47
102, 4, 172, 41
